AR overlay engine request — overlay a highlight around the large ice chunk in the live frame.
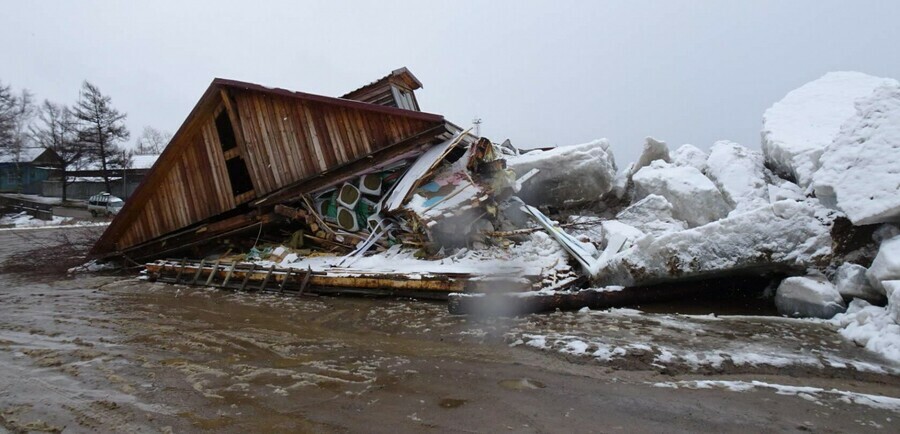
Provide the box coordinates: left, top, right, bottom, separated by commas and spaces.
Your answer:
866, 234, 900, 295
615, 194, 687, 237
890, 285, 900, 323
597, 200, 833, 286
507, 139, 617, 208
705, 141, 770, 215
631, 161, 732, 227
671, 144, 708, 173
762, 71, 897, 187
812, 83, 900, 225
775, 276, 846, 319
629, 137, 671, 176
833, 262, 885, 304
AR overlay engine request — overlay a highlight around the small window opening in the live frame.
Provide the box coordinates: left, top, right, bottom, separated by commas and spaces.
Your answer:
225, 158, 253, 196
215, 110, 238, 152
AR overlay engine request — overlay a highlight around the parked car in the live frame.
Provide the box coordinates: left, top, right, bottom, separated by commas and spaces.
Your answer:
87, 192, 124, 217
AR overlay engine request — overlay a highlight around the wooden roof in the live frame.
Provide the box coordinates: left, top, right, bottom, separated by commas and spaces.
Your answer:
341, 67, 424, 100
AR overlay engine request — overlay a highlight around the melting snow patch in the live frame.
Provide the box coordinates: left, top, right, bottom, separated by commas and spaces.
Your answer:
651, 380, 900, 412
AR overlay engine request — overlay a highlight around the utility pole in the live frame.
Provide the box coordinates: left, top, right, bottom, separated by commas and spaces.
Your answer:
472, 117, 482, 137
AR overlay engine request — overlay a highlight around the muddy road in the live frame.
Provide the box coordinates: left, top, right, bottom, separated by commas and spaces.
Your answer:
0, 228, 898, 433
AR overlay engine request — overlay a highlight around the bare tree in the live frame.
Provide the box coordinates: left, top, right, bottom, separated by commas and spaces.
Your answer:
0, 82, 36, 192
31, 100, 86, 201
134, 125, 171, 155
73, 81, 130, 193
0, 82, 35, 160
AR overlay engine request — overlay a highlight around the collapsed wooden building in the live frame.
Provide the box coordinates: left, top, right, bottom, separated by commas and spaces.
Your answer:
91, 68, 460, 264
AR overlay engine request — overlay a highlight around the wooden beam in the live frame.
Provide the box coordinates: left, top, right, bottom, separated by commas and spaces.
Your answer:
205, 258, 221, 285
220, 89, 246, 149
274, 204, 308, 220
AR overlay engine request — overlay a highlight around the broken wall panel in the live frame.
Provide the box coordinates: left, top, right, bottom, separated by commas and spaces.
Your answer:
231, 90, 440, 197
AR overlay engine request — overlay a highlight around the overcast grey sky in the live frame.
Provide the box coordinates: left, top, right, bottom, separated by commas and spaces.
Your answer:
2, 0, 899, 164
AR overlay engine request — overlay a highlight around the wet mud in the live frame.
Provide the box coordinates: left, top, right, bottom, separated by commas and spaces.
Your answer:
0, 229, 898, 433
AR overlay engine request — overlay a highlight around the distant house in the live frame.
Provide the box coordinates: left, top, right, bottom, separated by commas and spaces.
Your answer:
0, 147, 63, 194
40, 153, 161, 200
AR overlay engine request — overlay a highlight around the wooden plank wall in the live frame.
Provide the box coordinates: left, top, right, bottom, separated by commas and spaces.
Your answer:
103, 88, 441, 254
231, 90, 437, 196
113, 105, 236, 251
343, 85, 398, 107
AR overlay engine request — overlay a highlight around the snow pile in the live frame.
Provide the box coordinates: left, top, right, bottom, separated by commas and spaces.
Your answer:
832, 299, 900, 362
832, 262, 884, 304
866, 234, 900, 295
506, 139, 617, 208
597, 200, 833, 286
762, 71, 897, 187
631, 161, 732, 228
705, 141, 770, 214
671, 144, 708, 173
774, 276, 846, 319
614, 194, 686, 237
813, 82, 900, 225
0, 212, 71, 228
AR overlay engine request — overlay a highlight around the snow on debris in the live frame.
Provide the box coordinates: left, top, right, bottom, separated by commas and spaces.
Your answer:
813, 82, 900, 225
762, 71, 898, 188
506, 139, 617, 208
277, 230, 573, 284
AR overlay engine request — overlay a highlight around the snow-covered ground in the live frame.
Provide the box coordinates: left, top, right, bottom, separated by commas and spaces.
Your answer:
0, 212, 107, 231
507, 307, 898, 375
0, 212, 71, 228
651, 380, 900, 413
